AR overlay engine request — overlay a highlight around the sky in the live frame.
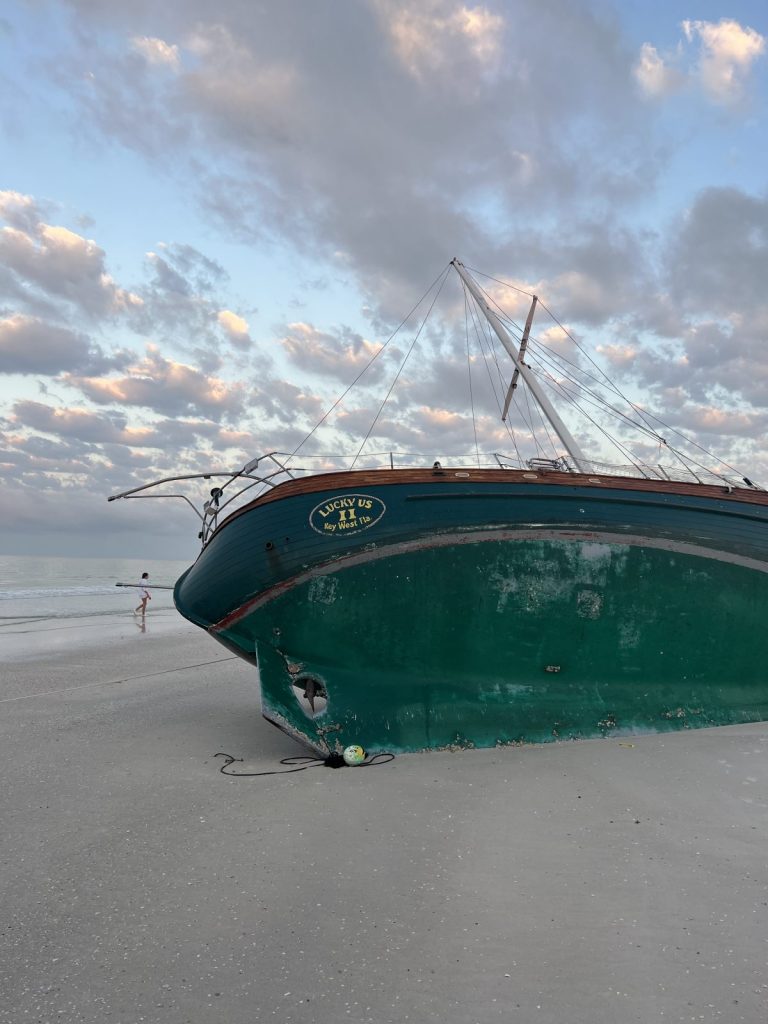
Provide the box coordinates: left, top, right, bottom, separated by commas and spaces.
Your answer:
2, 0, 768, 560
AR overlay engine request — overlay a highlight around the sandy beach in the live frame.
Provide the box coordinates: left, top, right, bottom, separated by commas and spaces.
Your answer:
2, 609, 767, 1023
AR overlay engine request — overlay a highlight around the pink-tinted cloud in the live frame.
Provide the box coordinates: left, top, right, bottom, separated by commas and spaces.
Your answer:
65, 346, 247, 418
0, 314, 91, 373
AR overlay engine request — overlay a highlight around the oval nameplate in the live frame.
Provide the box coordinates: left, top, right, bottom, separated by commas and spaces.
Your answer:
309, 493, 386, 536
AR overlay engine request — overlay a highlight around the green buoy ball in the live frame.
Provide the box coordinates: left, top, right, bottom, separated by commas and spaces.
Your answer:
343, 744, 366, 766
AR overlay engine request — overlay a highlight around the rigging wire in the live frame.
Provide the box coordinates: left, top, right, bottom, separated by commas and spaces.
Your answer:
515, 350, 560, 460
281, 259, 749, 483
522, 337, 667, 468
466, 280, 578, 462
615, 403, 749, 480
524, 338, 666, 444
542, 389, 651, 473
470, 269, 662, 445
463, 290, 482, 469
523, 340, 728, 480
350, 266, 452, 468
527, 358, 652, 476
518, 339, 650, 472
467, 265, 675, 440
464, 263, 534, 301
465, 288, 530, 449
465, 283, 559, 461
526, 345, 722, 480
467, 266, 745, 479
465, 290, 508, 401
535, 294, 668, 440
463, 284, 526, 464
504, 397, 526, 467
521, 379, 546, 458
289, 264, 452, 464
508, 393, 538, 464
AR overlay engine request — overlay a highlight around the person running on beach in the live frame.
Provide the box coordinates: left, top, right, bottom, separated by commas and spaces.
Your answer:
134, 572, 151, 616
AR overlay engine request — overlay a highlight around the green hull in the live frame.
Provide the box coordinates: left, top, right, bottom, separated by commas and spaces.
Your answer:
173, 471, 768, 754
215, 532, 768, 753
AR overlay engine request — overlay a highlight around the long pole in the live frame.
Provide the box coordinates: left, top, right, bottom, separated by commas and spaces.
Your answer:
451, 259, 588, 473
115, 583, 175, 589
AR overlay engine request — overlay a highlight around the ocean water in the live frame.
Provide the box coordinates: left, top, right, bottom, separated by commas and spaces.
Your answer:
0, 554, 193, 624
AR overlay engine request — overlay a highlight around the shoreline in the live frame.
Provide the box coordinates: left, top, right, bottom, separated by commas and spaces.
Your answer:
0, 606, 196, 664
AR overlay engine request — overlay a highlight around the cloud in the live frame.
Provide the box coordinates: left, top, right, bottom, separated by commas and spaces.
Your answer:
127, 244, 244, 359
0, 470, 201, 558
546, 269, 626, 326
595, 343, 638, 368
10, 400, 154, 445
634, 42, 685, 99
667, 187, 768, 316
0, 314, 92, 374
5, 1, 768, 545
217, 309, 251, 348
636, 18, 765, 106
0, 190, 50, 233
149, 242, 227, 293
0, 200, 143, 317
280, 321, 384, 380
130, 35, 181, 69
145, 250, 192, 296
374, 0, 505, 80
6, 432, 96, 467
215, 426, 255, 449
65, 345, 248, 419
683, 18, 765, 104
56, 0, 655, 322
253, 377, 326, 429
183, 22, 299, 132
682, 405, 767, 437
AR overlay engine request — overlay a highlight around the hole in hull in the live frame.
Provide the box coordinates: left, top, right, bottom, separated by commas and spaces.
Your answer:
292, 676, 328, 718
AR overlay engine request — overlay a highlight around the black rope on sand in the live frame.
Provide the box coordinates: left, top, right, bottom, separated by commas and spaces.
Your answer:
214, 751, 395, 777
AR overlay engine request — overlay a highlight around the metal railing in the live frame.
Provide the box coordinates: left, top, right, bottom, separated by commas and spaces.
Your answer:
108, 453, 301, 545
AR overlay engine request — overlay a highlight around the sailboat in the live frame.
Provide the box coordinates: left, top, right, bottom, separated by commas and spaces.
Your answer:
109, 259, 768, 754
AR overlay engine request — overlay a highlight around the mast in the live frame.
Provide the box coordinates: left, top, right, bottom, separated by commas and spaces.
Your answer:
451, 259, 589, 473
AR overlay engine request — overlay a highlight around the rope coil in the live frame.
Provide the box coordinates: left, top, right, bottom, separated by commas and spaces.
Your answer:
214, 751, 395, 777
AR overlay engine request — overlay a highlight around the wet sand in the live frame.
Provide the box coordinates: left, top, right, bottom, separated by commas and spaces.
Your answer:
2, 610, 767, 1023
